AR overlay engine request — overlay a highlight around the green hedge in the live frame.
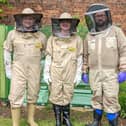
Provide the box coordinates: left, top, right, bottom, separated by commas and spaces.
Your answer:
0, 0, 8, 4
119, 82, 126, 118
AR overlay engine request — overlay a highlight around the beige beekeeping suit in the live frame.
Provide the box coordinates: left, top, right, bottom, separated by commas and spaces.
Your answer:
43, 12, 83, 106
83, 25, 126, 113
4, 29, 46, 107
4, 8, 47, 126
46, 35, 83, 105
4, 8, 47, 108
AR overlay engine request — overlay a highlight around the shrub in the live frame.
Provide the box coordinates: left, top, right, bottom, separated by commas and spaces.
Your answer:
0, 0, 8, 4
119, 82, 126, 118
41, 25, 52, 38
77, 22, 88, 39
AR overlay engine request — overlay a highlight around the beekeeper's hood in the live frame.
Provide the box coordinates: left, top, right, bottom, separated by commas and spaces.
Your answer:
51, 12, 80, 37
85, 3, 112, 34
14, 8, 43, 32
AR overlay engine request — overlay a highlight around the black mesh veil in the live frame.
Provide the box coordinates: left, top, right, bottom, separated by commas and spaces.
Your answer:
85, 4, 112, 33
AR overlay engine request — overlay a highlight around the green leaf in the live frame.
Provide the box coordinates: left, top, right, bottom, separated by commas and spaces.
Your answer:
0, 8, 3, 13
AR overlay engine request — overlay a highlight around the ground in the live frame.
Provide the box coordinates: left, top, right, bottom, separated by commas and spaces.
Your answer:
0, 102, 126, 126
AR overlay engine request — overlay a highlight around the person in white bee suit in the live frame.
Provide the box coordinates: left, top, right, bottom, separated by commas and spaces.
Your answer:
43, 12, 83, 126
3, 8, 47, 126
82, 3, 126, 126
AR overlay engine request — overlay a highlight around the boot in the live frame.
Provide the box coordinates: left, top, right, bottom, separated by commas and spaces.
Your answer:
63, 110, 69, 125
108, 118, 118, 126
11, 107, 20, 126
62, 104, 72, 126
107, 112, 119, 126
27, 103, 38, 126
53, 104, 62, 126
85, 110, 102, 126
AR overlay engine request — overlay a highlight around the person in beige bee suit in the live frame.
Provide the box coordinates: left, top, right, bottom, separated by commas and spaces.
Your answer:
3, 8, 46, 126
44, 12, 83, 126
82, 3, 126, 126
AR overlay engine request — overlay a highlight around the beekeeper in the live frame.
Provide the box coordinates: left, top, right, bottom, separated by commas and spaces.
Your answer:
3, 8, 46, 126
82, 3, 126, 126
44, 12, 83, 126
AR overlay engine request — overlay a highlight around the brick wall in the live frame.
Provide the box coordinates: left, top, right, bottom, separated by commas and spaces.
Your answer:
0, 0, 126, 34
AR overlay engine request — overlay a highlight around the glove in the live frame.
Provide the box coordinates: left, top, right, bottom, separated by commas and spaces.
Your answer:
74, 56, 82, 86
43, 55, 52, 85
118, 71, 126, 83
82, 73, 89, 84
4, 50, 12, 79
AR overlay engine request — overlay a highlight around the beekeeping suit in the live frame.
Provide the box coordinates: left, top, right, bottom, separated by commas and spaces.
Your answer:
82, 3, 126, 126
44, 12, 83, 126
4, 8, 47, 126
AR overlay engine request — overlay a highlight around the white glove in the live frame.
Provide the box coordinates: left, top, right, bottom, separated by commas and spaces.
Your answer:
43, 55, 52, 85
74, 55, 83, 86
4, 50, 12, 79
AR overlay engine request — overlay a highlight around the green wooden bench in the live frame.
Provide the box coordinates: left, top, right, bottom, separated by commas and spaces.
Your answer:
36, 84, 92, 107
37, 85, 49, 105
71, 88, 92, 107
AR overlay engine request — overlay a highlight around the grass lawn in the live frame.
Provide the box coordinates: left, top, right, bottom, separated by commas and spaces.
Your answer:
0, 104, 120, 126
0, 104, 90, 126
0, 117, 87, 126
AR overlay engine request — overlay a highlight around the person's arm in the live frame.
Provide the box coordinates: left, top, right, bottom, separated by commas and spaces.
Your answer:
3, 30, 14, 79
43, 55, 52, 85
82, 36, 89, 84
74, 36, 83, 85
4, 50, 12, 79
115, 27, 126, 83
74, 55, 83, 85
36, 32, 47, 58
116, 27, 126, 72
82, 36, 89, 73
43, 36, 53, 85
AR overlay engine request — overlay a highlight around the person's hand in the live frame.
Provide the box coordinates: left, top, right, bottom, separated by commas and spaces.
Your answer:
82, 73, 89, 84
44, 75, 51, 85
118, 71, 126, 83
